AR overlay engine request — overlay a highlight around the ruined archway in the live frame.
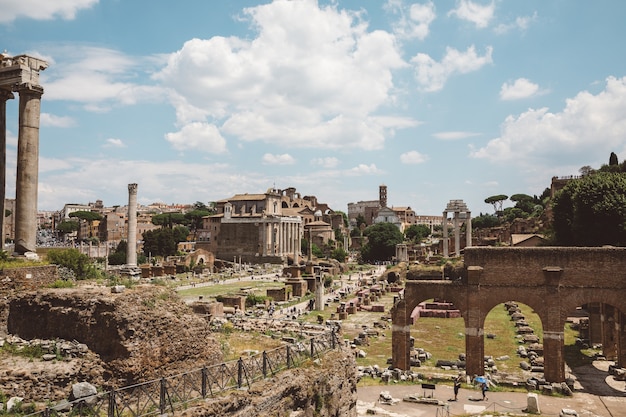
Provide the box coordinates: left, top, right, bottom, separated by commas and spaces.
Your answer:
392, 247, 626, 383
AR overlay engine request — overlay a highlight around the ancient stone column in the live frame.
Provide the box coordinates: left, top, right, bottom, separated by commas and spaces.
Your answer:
442, 211, 448, 257
126, 183, 138, 266
466, 211, 472, 249
543, 330, 565, 382
0, 90, 13, 248
391, 298, 411, 370
14, 84, 44, 254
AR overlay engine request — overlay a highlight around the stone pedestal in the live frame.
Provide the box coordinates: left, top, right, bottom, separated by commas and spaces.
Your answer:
525, 393, 540, 414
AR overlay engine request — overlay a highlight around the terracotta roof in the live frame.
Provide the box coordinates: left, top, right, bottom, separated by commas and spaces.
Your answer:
511, 234, 545, 246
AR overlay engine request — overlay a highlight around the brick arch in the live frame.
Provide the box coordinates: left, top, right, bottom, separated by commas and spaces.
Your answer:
391, 247, 626, 383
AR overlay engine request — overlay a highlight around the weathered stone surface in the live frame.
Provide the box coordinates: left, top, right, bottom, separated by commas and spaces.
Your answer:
6, 286, 223, 390
179, 350, 357, 417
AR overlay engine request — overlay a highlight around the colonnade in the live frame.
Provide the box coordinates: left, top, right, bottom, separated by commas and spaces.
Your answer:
0, 53, 47, 254
442, 199, 472, 257
260, 218, 301, 261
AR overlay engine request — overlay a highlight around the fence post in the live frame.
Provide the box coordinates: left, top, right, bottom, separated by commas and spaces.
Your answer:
310, 337, 315, 357
262, 351, 268, 378
331, 329, 336, 349
201, 367, 207, 398
108, 389, 116, 417
159, 378, 167, 415
286, 345, 291, 369
237, 357, 244, 388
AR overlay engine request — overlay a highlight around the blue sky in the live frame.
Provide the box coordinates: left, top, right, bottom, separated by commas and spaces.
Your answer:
2, 0, 625, 216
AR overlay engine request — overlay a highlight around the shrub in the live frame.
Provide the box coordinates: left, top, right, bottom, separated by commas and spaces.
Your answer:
46, 248, 98, 280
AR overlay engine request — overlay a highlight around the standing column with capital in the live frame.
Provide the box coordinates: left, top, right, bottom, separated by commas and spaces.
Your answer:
126, 183, 138, 267
0, 54, 48, 255
14, 84, 44, 254
0, 90, 13, 249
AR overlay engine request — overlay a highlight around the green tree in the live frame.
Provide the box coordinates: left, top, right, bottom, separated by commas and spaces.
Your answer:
46, 248, 97, 279
142, 225, 190, 257
151, 212, 187, 228
185, 209, 212, 233
108, 240, 128, 266
355, 214, 367, 229
404, 224, 430, 242
69, 210, 103, 239
471, 213, 500, 229
360, 222, 404, 262
484, 195, 508, 215
330, 247, 348, 262
56, 220, 79, 240
552, 172, 626, 246
510, 193, 535, 215
334, 228, 344, 242
610, 151, 619, 166
68, 210, 103, 223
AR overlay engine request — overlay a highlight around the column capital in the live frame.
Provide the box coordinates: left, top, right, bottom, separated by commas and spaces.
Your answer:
0, 88, 14, 101
14, 83, 44, 96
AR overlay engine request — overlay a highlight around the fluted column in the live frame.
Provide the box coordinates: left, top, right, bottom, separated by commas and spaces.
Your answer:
0, 90, 13, 248
126, 183, 138, 266
14, 84, 44, 254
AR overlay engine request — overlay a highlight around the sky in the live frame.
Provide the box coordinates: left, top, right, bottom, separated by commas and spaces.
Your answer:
1, 0, 626, 216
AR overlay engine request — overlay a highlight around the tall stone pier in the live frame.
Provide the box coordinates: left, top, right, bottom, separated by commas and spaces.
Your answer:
126, 183, 138, 267
0, 53, 48, 254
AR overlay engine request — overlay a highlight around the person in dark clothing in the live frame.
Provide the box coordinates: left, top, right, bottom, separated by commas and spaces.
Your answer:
481, 381, 488, 401
453, 372, 463, 401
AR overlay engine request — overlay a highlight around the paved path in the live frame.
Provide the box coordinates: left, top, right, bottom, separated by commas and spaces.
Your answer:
357, 380, 626, 417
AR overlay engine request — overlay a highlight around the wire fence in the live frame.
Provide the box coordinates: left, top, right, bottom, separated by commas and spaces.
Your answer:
28, 329, 341, 417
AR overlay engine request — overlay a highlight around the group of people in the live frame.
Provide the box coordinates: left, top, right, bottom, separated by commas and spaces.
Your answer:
452, 373, 488, 402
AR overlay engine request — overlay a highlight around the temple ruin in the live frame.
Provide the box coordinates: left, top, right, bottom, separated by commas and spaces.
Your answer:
0, 52, 47, 254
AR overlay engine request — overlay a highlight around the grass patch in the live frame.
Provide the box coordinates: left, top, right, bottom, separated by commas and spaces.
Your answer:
216, 331, 285, 361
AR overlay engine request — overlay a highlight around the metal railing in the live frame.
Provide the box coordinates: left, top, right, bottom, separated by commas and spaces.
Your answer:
30, 329, 340, 417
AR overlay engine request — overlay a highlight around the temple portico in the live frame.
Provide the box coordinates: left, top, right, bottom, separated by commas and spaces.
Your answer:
442, 199, 471, 257
0, 53, 48, 254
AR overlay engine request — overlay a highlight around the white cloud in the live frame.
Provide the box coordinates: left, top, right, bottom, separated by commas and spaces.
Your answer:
43, 46, 167, 107
103, 138, 126, 148
390, 1, 436, 41
0, 0, 97, 23
165, 122, 227, 154
434, 131, 480, 140
35, 157, 269, 210
500, 78, 542, 100
311, 157, 339, 168
262, 153, 295, 165
154, 0, 412, 151
40, 113, 75, 128
471, 76, 626, 168
400, 150, 428, 164
411, 45, 493, 92
494, 12, 538, 34
346, 163, 384, 176
448, 0, 495, 29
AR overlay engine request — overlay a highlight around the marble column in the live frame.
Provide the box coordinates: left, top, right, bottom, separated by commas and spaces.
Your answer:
14, 84, 44, 254
0, 90, 13, 248
126, 183, 138, 266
